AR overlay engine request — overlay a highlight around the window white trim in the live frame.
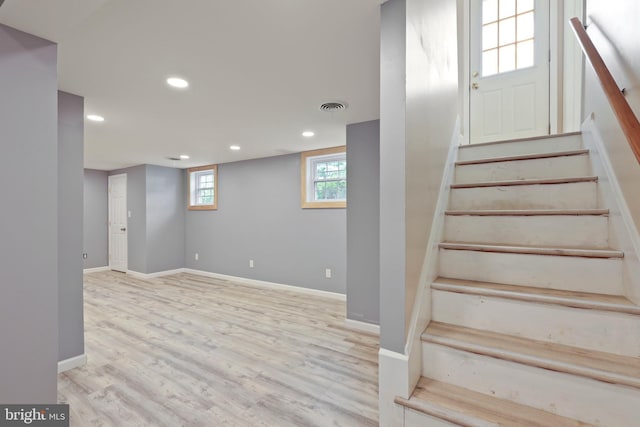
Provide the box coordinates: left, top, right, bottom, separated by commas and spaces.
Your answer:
188, 164, 218, 210
300, 146, 346, 209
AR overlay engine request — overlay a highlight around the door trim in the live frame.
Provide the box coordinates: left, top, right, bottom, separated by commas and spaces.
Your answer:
461, 0, 471, 145
562, 0, 585, 132
550, 0, 562, 134
108, 173, 128, 272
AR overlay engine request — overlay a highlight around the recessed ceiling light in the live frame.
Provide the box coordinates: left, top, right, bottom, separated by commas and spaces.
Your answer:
166, 77, 189, 88
179, 154, 190, 160
302, 131, 315, 137
229, 145, 241, 151
86, 114, 105, 122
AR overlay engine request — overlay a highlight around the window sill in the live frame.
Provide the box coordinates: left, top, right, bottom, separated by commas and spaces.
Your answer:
188, 205, 218, 211
301, 201, 346, 209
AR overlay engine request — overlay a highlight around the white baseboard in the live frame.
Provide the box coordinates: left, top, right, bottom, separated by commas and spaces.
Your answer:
83, 266, 110, 274
58, 353, 87, 374
182, 268, 346, 301
120, 267, 347, 300
344, 318, 380, 335
126, 268, 185, 279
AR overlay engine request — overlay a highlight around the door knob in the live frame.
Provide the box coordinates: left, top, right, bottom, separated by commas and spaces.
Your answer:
120, 228, 126, 232
471, 83, 479, 90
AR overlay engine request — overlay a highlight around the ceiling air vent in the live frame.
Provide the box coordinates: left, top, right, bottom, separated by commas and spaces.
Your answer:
319, 102, 347, 112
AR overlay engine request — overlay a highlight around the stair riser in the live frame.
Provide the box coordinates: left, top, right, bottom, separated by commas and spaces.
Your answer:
455, 155, 591, 184
449, 182, 598, 210
457, 135, 583, 162
439, 249, 623, 295
432, 290, 640, 357
422, 342, 640, 426
443, 215, 609, 248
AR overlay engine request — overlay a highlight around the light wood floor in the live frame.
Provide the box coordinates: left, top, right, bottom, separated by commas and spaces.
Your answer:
58, 271, 379, 426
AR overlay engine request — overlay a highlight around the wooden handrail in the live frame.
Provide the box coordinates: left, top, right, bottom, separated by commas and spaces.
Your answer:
570, 17, 640, 164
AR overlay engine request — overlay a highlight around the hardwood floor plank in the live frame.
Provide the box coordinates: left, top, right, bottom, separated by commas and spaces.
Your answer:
59, 271, 379, 426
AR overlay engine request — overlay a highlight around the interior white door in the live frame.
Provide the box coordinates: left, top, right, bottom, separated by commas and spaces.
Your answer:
108, 174, 128, 272
470, 0, 550, 144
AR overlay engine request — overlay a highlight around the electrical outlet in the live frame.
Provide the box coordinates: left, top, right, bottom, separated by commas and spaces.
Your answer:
325, 268, 332, 279
82, 253, 88, 260
195, 253, 199, 261
249, 259, 254, 268
127, 210, 131, 218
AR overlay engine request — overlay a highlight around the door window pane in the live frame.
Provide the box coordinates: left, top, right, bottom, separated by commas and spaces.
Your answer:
499, 44, 516, 73
517, 0, 534, 13
499, 0, 516, 18
517, 39, 535, 68
517, 11, 535, 40
483, 22, 498, 50
483, 49, 499, 76
499, 17, 516, 45
483, 0, 498, 24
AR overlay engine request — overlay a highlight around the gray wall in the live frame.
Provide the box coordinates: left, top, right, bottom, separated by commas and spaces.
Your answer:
110, 165, 147, 273
84, 169, 109, 269
185, 153, 347, 293
584, 0, 640, 231
146, 165, 185, 273
109, 165, 184, 274
380, 0, 459, 352
0, 23, 58, 403
58, 91, 85, 362
346, 120, 380, 324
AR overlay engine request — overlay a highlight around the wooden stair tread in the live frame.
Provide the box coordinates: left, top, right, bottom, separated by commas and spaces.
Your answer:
439, 242, 624, 259
458, 132, 582, 149
455, 149, 589, 166
445, 208, 609, 216
451, 176, 598, 189
395, 377, 592, 427
422, 322, 640, 389
432, 277, 640, 314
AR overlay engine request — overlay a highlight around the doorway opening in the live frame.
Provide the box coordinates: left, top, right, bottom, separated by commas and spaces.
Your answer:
108, 174, 128, 272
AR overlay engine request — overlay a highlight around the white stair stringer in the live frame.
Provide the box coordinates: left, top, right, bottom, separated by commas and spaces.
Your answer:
421, 341, 640, 426
444, 210, 609, 248
455, 150, 591, 183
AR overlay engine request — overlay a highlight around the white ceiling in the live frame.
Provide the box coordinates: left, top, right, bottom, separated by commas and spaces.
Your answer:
0, 0, 381, 170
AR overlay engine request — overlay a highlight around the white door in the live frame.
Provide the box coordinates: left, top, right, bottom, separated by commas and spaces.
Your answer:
470, 0, 550, 143
108, 174, 128, 272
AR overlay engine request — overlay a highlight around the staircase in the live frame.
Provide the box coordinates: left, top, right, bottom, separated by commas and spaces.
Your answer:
395, 133, 640, 426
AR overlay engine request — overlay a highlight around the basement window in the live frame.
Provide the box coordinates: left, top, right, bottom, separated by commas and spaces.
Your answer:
188, 165, 217, 210
301, 146, 346, 209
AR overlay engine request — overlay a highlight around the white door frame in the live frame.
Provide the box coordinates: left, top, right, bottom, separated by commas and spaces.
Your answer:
108, 173, 128, 272
460, 0, 584, 143
562, 0, 585, 132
